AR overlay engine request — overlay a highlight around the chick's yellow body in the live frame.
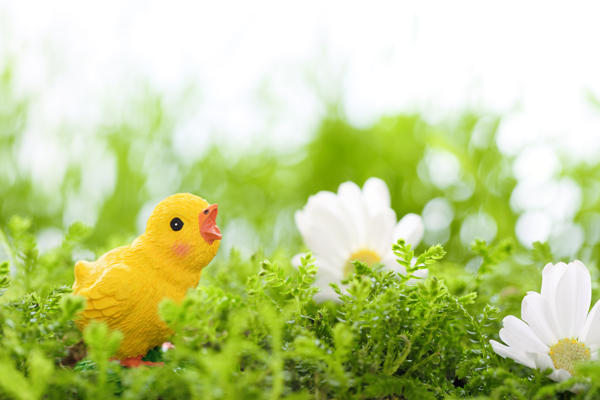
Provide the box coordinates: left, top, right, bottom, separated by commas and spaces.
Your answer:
73, 193, 221, 359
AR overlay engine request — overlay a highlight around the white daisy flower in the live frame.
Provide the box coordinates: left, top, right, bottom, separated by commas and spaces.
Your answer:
293, 177, 425, 302
490, 260, 599, 382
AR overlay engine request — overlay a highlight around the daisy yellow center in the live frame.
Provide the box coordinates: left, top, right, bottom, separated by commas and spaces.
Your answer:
345, 249, 381, 277
549, 338, 591, 375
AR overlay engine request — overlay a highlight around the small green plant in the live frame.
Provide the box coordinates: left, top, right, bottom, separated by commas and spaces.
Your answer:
0, 260, 10, 297
530, 240, 555, 267
256, 252, 318, 319
393, 239, 446, 283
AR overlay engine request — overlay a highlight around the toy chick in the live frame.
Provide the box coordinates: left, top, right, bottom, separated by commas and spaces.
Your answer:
73, 193, 221, 367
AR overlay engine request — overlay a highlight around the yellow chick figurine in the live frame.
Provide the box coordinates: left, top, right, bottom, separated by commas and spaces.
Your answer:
73, 193, 221, 367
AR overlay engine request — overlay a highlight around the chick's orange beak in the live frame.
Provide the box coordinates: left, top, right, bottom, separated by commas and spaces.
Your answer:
199, 204, 222, 245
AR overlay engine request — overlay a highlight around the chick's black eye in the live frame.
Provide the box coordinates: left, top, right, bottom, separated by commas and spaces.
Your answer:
203, 209, 209, 215
170, 217, 184, 231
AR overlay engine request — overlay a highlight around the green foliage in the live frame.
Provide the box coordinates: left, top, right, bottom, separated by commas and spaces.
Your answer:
257, 253, 318, 319
0, 349, 53, 400
393, 238, 446, 283
0, 216, 39, 295
471, 238, 514, 275
531, 241, 555, 267
80, 322, 124, 398
5, 216, 596, 398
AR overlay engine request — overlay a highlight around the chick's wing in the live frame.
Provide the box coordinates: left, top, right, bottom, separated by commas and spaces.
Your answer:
75, 262, 133, 322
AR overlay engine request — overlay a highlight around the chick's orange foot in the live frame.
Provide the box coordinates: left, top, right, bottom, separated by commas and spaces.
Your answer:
114, 355, 164, 368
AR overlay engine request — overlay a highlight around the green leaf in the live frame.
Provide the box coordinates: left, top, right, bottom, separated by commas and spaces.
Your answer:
530, 241, 554, 266
0, 260, 10, 297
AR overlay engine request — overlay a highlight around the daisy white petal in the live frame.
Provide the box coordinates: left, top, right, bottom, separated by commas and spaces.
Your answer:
366, 209, 396, 257
569, 383, 587, 394
579, 300, 600, 349
307, 191, 361, 251
393, 213, 425, 247
554, 369, 573, 382
499, 316, 549, 354
526, 351, 554, 372
362, 177, 391, 215
295, 196, 354, 267
552, 260, 591, 339
312, 259, 345, 303
541, 261, 568, 300
521, 293, 559, 345
337, 181, 368, 246
297, 221, 348, 268
490, 340, 535, 368
304, 192, 357, 248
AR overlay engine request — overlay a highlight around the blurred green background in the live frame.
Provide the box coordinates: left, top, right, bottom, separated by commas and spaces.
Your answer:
2, 51, 600, 278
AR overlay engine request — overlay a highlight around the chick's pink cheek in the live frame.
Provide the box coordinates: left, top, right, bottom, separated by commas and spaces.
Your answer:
171, 242, 191, 257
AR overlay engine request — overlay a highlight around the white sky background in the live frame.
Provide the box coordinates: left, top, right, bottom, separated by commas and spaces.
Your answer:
4, 1, 600, 152
2, 0, 600, 253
